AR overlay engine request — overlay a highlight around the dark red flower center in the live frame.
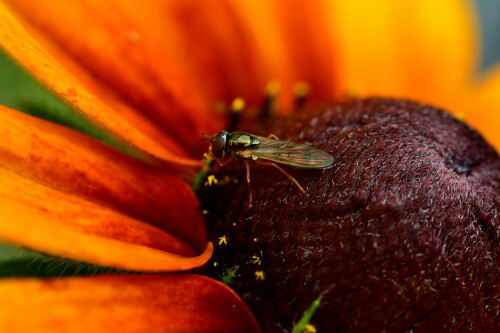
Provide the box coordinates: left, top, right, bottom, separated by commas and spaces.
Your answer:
202, 98, 500, 332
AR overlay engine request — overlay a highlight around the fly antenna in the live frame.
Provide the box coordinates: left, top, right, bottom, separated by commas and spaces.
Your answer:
201, 133, 212, 142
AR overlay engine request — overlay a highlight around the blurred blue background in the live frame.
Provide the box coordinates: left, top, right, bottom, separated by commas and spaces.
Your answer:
476, 0, 500, 70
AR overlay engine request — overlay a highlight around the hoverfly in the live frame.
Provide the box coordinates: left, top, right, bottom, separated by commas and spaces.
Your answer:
205, 131, 333, 168
203, 131, 333, 206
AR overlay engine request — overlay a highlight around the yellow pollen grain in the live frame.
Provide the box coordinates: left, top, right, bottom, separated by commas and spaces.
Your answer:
218, 236, 228, 246
251, 255, 261, 265
304, 324, 317, 333
255, 270, 265, 280
204, 175, 218, 186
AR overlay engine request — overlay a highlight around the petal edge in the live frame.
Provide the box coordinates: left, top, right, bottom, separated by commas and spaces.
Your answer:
0, 274, 261, 333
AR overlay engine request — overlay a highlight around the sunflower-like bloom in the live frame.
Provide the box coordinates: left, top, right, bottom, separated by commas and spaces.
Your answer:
0, 0, 498, 332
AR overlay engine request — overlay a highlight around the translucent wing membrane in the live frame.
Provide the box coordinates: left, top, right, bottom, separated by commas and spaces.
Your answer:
242, 135, 334, 168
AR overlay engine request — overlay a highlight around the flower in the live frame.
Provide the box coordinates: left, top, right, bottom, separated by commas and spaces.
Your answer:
0, 0, 498, 332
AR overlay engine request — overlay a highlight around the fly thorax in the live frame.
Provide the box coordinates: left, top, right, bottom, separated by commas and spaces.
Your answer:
229, 133, 261, 148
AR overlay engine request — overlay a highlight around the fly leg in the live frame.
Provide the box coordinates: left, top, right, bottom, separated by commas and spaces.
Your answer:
217, 157, 233, 167
245, 160, 253, 208
258, 161, 308, 196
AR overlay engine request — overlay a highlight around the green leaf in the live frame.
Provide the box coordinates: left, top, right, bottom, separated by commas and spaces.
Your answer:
0, 51, 137, 158
0, 243, 129, 278
291, 299, 320, 333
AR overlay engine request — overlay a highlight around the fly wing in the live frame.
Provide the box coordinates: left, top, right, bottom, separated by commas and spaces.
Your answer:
243, 136, 334, 169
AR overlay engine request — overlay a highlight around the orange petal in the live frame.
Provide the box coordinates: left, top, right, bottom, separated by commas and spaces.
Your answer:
0, 1, 217, 162
326, 0, 477, 109
0, 105, 206, 252
0, 169, 214, 271
0, 194, 212, 271
463, 63, 500, 151
0, 274, 262, 332
270, 0, 339, 104
157, 1, 267, 110
231, 0, 340, 110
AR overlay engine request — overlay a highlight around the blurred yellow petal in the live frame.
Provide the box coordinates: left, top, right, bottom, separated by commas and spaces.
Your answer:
464, 63, 500, 149
0, 274, 261, 332
231, 0, 340, 110
271, 0, 339, 103
158, 0, 267, 109
327, 0, 477, 110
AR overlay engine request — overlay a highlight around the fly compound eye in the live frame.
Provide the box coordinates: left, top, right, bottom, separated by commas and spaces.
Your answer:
211, 132, 227, 158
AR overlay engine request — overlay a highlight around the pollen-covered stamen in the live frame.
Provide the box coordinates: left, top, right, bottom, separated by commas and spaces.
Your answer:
259, 81, 280, 123
228, 97, 245, 132
293, 81, 310, 110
